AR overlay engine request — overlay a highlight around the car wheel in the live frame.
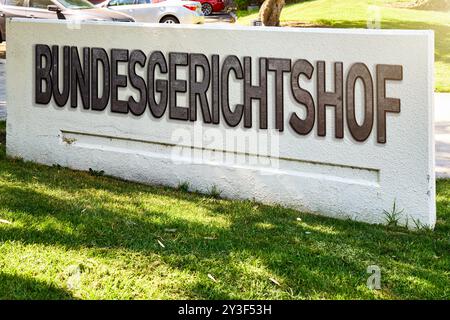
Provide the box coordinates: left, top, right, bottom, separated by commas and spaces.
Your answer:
160, 16, 180, 24
201, 3, 213, 16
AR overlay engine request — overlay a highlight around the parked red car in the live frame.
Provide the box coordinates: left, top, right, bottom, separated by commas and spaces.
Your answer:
196, 0, 224, 16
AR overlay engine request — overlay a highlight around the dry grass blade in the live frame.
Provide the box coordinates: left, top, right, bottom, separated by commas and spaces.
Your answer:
208, 274, 217, 282
157, 240, 165, 248
269, 277, 281, 286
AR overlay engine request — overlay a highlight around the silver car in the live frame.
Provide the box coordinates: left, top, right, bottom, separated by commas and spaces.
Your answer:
0, 0, 134, 42
99, 0, 204, 24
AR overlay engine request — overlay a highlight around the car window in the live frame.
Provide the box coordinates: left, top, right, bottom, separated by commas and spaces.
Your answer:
57, 0, 93, 9
4, 0, 26, 6
108, 0, 134, 6
28, 0, 53, 9
136, 0, 150, 4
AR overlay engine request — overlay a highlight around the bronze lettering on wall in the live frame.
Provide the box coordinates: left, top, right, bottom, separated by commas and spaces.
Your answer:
290, 59, 315, 135
147, 51, 168, 118
35, 44, 52, 105
110, 49, 129, 114
268, 58, 291, 132
91, 47, 110, 111
346, 63, 374, 142
189, 53, 212, 123
317, 61, 344, 139
128, 49, 147, 116
71, 46, 90, 110
34, 44, 403, 144
244, 57, 267, 129
169, 52, 189, 121
51, 45, 70, 107
221, 55, 244, 127
376, 64, 403, 143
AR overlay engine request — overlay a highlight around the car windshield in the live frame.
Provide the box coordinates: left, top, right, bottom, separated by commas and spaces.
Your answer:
56, 0, 94, 9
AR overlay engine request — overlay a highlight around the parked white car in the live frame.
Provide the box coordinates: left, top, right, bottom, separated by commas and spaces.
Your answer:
98, 0, 204, 24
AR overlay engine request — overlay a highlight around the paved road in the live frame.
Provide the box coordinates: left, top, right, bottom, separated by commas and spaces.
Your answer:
0, 58, 449, 177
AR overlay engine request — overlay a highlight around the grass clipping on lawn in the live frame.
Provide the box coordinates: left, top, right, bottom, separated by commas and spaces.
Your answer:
0, 120, 449, 299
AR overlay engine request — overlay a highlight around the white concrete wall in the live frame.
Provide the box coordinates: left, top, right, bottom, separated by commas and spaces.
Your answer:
6, 19, 435, 228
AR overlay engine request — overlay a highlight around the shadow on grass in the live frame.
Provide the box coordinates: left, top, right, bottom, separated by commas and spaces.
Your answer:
0, 120, 448, 298
0, 156, 449, 299
0, 272, 74, 299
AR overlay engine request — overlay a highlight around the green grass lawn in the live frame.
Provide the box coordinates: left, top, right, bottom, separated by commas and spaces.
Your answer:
238, 0, 450, 92
0, 120, 449, 299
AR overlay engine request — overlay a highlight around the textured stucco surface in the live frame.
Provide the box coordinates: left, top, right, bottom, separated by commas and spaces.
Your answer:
6, 19, 435, 228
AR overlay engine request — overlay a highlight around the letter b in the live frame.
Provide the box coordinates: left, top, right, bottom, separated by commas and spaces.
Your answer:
35, 44, 52, 104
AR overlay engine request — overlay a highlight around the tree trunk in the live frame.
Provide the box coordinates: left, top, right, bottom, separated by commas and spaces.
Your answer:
259, 0, 285, 26
412, 0, 450, 10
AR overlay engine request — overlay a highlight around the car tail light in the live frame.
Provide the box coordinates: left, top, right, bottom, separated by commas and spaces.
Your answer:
183, 4, 198, 11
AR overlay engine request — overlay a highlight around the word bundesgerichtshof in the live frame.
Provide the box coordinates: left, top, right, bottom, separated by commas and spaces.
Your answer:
35, 45, 403, 144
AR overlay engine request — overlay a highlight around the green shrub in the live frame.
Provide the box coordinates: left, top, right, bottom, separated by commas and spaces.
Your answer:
234, 0, 258, 10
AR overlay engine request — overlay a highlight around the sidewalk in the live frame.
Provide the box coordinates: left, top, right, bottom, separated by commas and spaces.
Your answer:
0, 101, 5, 121
435, 93, 450, 177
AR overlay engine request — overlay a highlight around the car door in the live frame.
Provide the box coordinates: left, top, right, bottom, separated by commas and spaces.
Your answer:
107, 0, 158, 23
25, 0, 59, 19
